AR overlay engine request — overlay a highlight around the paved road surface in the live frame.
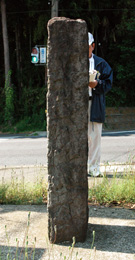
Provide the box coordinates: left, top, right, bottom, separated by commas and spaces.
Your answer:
0, 131, 135, 167
0, 136, 47, 166
101, 131, 135, 164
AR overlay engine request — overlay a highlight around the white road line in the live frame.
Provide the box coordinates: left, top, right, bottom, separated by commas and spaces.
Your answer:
0, 137, 17, 141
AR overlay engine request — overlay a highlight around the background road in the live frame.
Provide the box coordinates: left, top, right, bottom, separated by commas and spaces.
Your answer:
101, 131, 135, 164
0, 131, 135, 167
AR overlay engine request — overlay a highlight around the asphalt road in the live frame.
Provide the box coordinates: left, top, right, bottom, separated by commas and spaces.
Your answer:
101, 130, 135, 164
0, 131, 135, 167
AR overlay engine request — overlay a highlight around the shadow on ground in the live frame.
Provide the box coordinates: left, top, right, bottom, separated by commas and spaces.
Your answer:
86, 223, 135, 254
59, 206, 135, 256
0, 205, 135, 259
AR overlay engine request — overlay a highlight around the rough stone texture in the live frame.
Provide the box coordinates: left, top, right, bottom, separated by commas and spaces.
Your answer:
47, 17, 89, 243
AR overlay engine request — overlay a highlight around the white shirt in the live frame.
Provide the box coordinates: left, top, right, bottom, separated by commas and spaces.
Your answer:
89, 53, 95, 96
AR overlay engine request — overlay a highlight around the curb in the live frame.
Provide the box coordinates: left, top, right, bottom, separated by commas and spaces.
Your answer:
0, 163, 134, 173
100, 163, 135, 173
0, 165, 47, 170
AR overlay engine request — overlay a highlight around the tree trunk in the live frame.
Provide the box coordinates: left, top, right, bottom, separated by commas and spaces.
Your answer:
51, 0, 58, 18
1, 0, 11, 82
15, 22, 20, 72
1, 0, 13, 124
15, 20, 23, 98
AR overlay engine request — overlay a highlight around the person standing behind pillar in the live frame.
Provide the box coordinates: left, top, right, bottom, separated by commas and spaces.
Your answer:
88, 32, 113, 177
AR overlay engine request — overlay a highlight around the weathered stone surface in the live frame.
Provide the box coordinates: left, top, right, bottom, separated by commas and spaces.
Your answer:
47, 17, 89, 243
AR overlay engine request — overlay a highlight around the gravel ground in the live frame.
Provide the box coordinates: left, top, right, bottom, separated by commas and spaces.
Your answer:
0, 204, 135, 260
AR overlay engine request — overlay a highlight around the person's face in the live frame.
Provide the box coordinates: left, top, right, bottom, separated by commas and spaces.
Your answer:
89, 43, 95, 58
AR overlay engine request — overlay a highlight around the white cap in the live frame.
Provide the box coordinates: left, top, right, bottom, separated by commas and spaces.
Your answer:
88, 32, 94, 45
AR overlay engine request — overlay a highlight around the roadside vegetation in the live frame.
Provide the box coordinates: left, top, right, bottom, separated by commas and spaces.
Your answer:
88, 171, 135, 207
0, 112, 46, 134
0, 173, 47, 205
1, 1, 135, 134
0, 167, 135, 207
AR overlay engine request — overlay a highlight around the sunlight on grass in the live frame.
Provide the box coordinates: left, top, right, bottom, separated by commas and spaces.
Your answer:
88, 170, 135, 205
0, 165, 135, 206
0, 172, 47, 205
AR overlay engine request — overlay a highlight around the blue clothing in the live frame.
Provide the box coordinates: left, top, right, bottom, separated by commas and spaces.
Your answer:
90, 54, 113, 123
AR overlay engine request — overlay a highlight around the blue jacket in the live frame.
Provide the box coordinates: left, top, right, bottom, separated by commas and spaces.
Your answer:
90, 54, 113, 123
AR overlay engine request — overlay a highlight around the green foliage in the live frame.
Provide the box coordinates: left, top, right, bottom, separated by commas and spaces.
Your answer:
1, 110, 46, 133
0, 83, 5, 125
106, 87, 127, 107
33, 15, 48, 42
106, 1, 135, 106
0, 172, 47, 205
14, 110, 46, 133
0, 166, 135, 206
60, 0, 135, 107
88, 171, 135, 205
1, 0, 135, 131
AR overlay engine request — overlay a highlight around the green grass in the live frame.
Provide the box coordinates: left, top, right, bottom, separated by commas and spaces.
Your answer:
88, 171, 135, 206
0, 167, 135, 206
0, 175, 47, 205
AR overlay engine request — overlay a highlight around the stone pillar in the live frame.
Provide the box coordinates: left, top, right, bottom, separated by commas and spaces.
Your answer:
47, 17, 89, 243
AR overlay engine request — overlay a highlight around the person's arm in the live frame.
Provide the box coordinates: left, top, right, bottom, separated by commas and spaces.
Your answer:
92, 61, 113, 95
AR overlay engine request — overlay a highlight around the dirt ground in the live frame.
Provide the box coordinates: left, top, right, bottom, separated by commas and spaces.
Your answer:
0, 204, 135, 260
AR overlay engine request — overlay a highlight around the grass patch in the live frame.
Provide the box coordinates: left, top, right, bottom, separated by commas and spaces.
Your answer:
0, 175, 47, 205
88, 171, 135, 206
0, 167, 135, 207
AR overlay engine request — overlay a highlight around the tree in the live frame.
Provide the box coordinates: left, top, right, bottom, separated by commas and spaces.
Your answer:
0, 0, 135, 131
1, 0, 10, 81
1, 0, 14, 124
51, 0, 59, 17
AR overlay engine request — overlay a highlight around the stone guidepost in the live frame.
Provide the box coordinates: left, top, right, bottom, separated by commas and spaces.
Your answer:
47, 17, 89, 243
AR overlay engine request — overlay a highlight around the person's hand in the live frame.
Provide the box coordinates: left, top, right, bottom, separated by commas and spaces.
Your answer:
89, 80, 98, 89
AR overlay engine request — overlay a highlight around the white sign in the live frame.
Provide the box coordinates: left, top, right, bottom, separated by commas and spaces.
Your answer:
40, 47, 46, 64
